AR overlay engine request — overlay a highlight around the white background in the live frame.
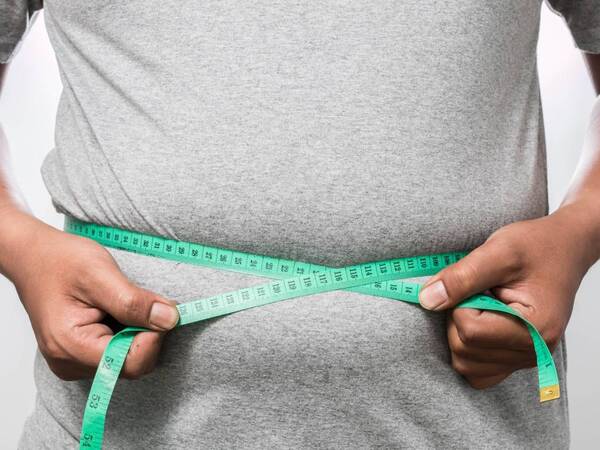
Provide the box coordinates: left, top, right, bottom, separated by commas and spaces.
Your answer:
1, 5, 599, 448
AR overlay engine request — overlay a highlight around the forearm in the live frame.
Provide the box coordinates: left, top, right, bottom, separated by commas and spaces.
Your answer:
557, 93, 600, 267
584, 53, 600, 96
0, 63, 50, 281
0, 127, 29, 213
0, 64, 6, 91
0, 63, 27, 214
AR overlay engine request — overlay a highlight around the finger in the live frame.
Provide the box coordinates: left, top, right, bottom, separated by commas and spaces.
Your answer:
464, 373, 511, 390
419, 239, 521, 311
451, 354, 516, 378
451, 308, 533, 350
84, 269, 179, 331
490, 286, 536, 317
447, 319, 535, 365
46, 358, 97, 381
44, 322, 114, 380
121, 331, 165, 379
63, 324, 164, 380
69, 322, 114, 368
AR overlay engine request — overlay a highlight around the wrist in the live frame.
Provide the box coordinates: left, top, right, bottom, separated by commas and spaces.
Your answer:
553, 198, 600, 271
0, 206, 54, 283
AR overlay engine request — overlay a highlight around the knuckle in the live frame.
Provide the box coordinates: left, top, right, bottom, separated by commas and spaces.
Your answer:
450, 341, 469, 357
451, 357, 470, 376
451, 308, 469, 327
39, 335, 65, 362
448, 330, 468, 356
457, 320, 480, 345
487, 231, 523, 272
73, 255, 111, 297
118, 290, 142, 318
500, 245, 522, 274
75, 263, 96, 290
448, 261, 478, 294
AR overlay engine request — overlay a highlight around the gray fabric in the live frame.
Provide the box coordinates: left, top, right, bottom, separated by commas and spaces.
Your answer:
7, 0, 600, 448
0, 0, 42, 63
21, 249, 570, 449
546, 0, 600, 52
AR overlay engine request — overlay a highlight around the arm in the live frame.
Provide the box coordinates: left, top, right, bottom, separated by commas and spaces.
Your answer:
0, 63, 178, 380
0, 65, 6, 90
417, 53, 600, 388
584, 53, 600, 95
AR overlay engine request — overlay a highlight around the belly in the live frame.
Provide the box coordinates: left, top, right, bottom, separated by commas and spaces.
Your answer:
31, 246, 567, 449
108, 248, 452, 446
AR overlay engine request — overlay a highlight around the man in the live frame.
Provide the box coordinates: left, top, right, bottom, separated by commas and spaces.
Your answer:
1, 1, 599, 448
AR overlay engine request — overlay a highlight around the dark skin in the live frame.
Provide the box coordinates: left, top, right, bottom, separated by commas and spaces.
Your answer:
0, 51, 600, 384
586, 53, 600, 94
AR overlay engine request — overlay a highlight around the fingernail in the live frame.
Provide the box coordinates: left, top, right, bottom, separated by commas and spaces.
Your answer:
150, 302, 179, 330
419, 280, 449, 310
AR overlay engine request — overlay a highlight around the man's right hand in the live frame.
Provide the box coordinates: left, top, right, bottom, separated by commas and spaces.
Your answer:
0, 208, 179, 380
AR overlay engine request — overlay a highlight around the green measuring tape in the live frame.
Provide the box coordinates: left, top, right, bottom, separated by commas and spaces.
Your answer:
64, 217, 560, 450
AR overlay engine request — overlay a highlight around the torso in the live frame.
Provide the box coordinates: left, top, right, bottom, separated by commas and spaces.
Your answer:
20, 1, 568, 448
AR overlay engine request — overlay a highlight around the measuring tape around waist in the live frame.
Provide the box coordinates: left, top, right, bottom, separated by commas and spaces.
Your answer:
64, 216, 560, 450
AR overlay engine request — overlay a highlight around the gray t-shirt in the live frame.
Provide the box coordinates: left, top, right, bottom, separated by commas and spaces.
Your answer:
3, 1, 600, 448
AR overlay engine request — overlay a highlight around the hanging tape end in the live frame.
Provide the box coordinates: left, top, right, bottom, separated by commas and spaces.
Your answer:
539, 385, 560, 402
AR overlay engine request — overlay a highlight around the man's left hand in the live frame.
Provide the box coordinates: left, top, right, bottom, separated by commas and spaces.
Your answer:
418, 207, 596, 389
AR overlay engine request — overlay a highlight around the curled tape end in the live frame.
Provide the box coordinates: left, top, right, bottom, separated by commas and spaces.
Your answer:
539, 385, 560, 402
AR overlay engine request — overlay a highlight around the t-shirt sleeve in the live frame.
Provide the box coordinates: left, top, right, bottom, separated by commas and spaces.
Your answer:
546, 0, 600, 53
0, 0, 43, 63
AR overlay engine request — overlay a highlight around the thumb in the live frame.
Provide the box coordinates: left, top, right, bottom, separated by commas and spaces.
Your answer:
418, 240, 519, 311
92, 272, 179, 331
